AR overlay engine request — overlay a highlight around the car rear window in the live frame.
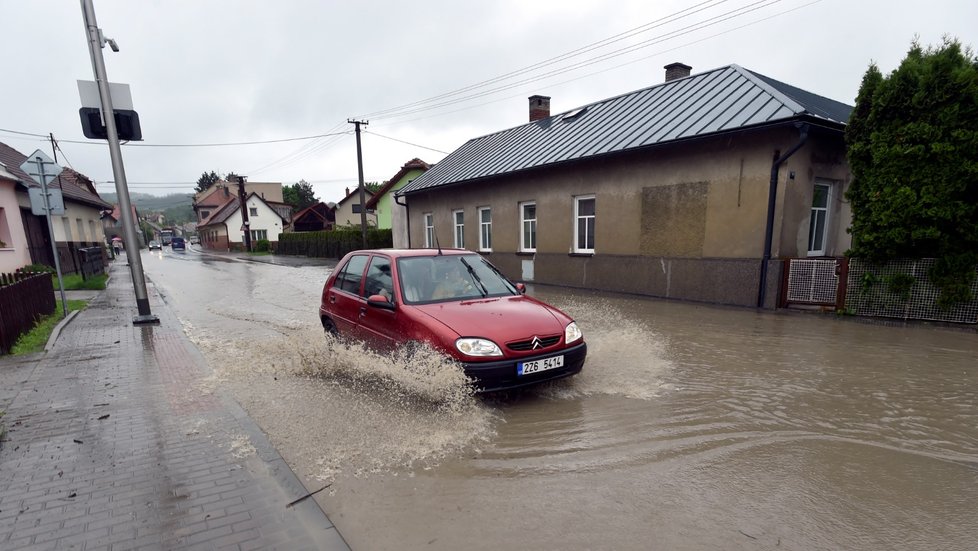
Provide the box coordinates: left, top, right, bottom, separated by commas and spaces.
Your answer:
333, 254, 369, 295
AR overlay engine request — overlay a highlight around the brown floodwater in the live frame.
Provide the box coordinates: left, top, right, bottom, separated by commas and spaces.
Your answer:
143, 250, 978, 550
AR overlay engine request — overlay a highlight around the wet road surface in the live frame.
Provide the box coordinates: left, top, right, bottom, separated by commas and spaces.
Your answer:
140, 248, 978, 550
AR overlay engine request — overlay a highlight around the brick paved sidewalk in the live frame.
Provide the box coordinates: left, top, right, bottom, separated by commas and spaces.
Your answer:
0, 264, 349, 550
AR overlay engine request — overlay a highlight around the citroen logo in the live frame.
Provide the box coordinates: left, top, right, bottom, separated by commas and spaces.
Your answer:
531, 336, 543, 349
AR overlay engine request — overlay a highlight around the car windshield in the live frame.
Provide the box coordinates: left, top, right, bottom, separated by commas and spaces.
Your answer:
397, 254, 518, 304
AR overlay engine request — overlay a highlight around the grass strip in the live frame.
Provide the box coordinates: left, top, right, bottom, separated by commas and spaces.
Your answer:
10, 299, 89, 355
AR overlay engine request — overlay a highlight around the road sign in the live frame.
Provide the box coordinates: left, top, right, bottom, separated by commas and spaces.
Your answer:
19, 149, 61, 185
28, 187, 65, 215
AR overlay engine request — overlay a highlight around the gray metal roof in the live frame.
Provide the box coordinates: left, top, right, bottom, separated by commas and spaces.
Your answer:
399, 64, 853, 196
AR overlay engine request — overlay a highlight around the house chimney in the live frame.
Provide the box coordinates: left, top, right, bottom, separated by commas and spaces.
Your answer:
345, 187, 350, 197
529, 95, 551, 122
664, 62, 692, 82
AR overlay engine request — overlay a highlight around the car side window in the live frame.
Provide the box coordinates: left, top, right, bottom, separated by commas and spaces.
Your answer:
362, 256, 393, 300
333, 254, 369, 295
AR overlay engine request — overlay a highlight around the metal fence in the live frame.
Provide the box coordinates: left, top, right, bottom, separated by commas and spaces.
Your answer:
845, 258, 978, 324
0, 272, 56, 354
783, 258, 843, 307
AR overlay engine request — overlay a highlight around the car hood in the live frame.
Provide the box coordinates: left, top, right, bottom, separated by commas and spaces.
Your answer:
412, 295, 570, 342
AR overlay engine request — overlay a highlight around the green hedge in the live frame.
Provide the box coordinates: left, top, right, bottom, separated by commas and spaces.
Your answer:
277, 229, 393, 259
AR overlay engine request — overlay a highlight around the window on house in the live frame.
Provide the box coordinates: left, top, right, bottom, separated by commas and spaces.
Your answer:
520, 201, 536, 252
0, 208, 12, 248
250, 229, 268, 241
453, 210, 464, 248
478, 207, 492, 252
201, 210, 211, 219
808, 182, 832, 256
62, 217, 72, 241
423, 213, 434, 248
89, 220, 97, 243
250, 207, 258, 217
574, 195, 595, 254
76, 219, 86, 242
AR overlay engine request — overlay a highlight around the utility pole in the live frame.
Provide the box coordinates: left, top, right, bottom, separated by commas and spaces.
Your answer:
348, 119, 368, 249
80, 0, 157, 324
236, 176, 252, 252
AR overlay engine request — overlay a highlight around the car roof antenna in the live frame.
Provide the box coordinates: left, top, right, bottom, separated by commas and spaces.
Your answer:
434, 230, 443, 255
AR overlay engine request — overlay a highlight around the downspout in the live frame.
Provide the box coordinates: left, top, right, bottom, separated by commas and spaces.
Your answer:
757, 123, 809, 308
394, 192, 410, 248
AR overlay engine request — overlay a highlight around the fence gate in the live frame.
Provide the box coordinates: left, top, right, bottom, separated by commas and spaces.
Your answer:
782, 258, 847, 308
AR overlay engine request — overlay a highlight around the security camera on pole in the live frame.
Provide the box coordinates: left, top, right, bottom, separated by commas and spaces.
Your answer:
79, 0, 157, 325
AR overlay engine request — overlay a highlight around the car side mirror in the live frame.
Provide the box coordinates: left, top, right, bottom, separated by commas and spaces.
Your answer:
515, 283, 526, 294
367, 294, 396, 311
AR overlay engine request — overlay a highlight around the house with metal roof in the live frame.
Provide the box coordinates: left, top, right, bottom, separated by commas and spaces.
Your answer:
396, 63, 854, 308
0, 141, 112, 274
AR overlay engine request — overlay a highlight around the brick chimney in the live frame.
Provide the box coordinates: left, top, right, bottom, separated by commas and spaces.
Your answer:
529, 95, 551, 122
664, 62, 692, 82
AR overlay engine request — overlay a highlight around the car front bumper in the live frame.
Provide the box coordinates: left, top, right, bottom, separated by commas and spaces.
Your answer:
461, 341, 587, 393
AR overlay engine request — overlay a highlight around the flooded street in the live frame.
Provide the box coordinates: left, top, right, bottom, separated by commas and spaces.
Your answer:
141, 249, 978, 550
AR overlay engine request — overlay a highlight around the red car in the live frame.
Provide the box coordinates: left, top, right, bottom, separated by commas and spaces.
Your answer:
320, 249, 587, 392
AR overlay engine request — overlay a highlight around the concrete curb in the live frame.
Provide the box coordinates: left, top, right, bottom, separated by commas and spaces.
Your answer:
43, 310, 79, 353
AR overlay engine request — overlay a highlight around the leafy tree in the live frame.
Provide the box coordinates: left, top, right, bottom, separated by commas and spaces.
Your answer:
365, 181, 384, 193
846, 37, 978, 308
195, 171, 220, 193
282, 179, 319, 210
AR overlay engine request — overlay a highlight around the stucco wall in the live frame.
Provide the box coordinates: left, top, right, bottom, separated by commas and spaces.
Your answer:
404, 127, 850, 308
0, 181, 32, 272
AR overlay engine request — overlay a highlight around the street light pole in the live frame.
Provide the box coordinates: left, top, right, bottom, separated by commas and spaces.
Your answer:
80, 0, 157, 324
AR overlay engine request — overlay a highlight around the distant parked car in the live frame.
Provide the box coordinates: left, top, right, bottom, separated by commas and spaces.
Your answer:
148, 240, 162, 250
171, 237, 186, 251
189, 235, 200, 245
319, 248, 587, 392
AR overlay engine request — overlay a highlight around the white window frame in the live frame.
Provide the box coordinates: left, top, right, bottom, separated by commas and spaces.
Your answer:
573, 195, 595, 254
807, 182, 832, 257
250, 229, 268, 242
423, 213, 434, 248
249, 207, 258, 217
519, 201, 536, 253
453, 210, 465, 249
478, 207, 492, 252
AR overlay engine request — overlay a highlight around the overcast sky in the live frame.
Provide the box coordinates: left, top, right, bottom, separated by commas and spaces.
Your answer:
1, 0, 975, 204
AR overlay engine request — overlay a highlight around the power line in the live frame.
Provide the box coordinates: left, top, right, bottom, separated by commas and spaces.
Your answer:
363, 130, 449, 154
368, 0, 787, 122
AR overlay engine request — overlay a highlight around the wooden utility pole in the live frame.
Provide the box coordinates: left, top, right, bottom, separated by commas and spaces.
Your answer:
236, 175, 252, 252
348, 119, 368, 248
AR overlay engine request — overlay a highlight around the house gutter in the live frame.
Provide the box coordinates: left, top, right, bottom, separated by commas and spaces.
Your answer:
757, 122, 809, 308
394, 193, 410, 248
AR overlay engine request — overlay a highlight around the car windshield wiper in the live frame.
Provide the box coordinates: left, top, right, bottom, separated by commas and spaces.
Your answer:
458, 257, 488, 297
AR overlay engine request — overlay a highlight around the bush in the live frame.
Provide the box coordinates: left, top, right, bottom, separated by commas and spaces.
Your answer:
277, 229, 393, 258
253, 239, 271, 252
17, 264, 55, 275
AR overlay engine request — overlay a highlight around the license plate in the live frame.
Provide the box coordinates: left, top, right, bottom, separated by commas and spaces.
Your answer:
518, 355, 564, 376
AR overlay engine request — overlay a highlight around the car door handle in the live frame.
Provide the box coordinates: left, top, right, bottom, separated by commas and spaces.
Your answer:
329, 295, 336, 303
359, 307, 367, 316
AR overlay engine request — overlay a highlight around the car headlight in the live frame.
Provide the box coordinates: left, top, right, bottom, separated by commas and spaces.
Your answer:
455, 338, 503, 357
564, 322, 583, 344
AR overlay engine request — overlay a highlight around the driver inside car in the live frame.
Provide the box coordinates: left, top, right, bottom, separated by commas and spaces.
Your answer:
432, 263, 472, 300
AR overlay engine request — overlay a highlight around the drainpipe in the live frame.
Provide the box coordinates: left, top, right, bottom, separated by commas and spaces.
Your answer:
394, 192, 410, 248
757, 123, 809, 308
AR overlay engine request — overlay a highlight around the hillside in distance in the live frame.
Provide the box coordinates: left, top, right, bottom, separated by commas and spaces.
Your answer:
101, 192, 194, 225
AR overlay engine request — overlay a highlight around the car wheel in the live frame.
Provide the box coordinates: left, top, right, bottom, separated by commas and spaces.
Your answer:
322, 317, 338, 337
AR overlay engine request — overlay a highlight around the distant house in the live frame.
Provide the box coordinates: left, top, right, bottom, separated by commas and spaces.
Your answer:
197, 192, 286, 251
397, 63, 853, 308
101, 204, 144, 247
0, 141, 111, 274
333, 187, 376, 228
365, 158, 430, 247
290, 202, 335, 232
193, 180, 284, 226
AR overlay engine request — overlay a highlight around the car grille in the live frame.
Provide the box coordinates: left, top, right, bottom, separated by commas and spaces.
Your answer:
507, 335, 561, 351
